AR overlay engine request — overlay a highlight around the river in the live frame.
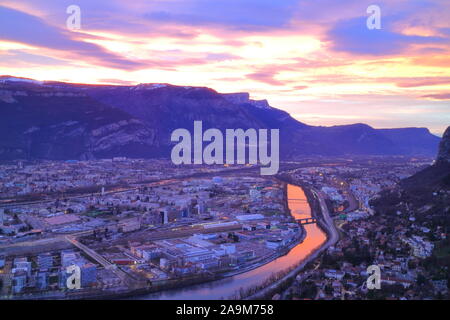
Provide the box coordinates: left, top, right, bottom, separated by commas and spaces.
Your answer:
138, 184, 327, 300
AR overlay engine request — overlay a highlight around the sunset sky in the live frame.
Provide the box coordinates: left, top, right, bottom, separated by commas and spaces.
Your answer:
0, 0, 449, 135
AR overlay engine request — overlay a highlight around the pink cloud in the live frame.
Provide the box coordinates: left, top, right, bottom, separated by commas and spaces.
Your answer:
421, 93, 450, 100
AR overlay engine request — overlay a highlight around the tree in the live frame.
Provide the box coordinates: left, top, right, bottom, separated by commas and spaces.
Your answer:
416, 273, 427, 286
324, 284, 333, 295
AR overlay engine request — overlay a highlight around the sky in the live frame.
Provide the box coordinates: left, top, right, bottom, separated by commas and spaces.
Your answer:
0, 0, 449, 135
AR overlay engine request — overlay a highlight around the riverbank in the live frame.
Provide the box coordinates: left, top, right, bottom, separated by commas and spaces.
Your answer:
111, 184, 324, 300
243, 185, 339, 300
5, 225, 307, 300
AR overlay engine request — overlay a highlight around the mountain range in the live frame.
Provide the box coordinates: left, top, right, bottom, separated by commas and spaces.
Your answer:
0, 76, 441, 161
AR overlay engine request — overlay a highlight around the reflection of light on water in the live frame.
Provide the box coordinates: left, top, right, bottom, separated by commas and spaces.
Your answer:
141, 184, 327, 300
287, 185, 312, 220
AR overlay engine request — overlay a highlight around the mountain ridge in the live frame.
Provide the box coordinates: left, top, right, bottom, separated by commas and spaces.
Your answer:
0, 76, 441, 160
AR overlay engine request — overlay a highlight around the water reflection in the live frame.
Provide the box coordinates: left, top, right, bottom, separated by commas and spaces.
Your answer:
139, 184, 326, 300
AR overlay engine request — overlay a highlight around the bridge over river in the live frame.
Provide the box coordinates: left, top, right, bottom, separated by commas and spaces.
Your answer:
296, 217, 318, 225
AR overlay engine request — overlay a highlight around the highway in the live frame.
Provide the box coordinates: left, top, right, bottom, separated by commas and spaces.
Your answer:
311, 188, 339, 245
0, 218, 242, 258
65, 235, 138, 288
0, 228, 96, 255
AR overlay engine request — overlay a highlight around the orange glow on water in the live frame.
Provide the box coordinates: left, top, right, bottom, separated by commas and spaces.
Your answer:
145, 184, 327, 300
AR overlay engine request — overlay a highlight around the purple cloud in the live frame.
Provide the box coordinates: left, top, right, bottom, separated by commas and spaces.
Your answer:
143, 0, 300, 31
0, 5, 147, 70
246, 71, 284, 86
0, 50, 68, 66
421, 93, 450, 100
328, 15, 448, 56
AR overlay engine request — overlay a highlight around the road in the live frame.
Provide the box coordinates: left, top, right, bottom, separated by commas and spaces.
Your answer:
344, 188, 360, 213
0, 229, 96, 255
0, 219, 242, 258
311, 188, 339, 245
65, 235, 138, 288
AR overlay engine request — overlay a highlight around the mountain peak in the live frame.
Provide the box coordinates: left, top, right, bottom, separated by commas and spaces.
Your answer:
436, 126, 450, 164
221, 92, 272, 109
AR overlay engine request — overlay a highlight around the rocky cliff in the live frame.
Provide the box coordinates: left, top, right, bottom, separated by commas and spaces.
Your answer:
437, 126, 450, 164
